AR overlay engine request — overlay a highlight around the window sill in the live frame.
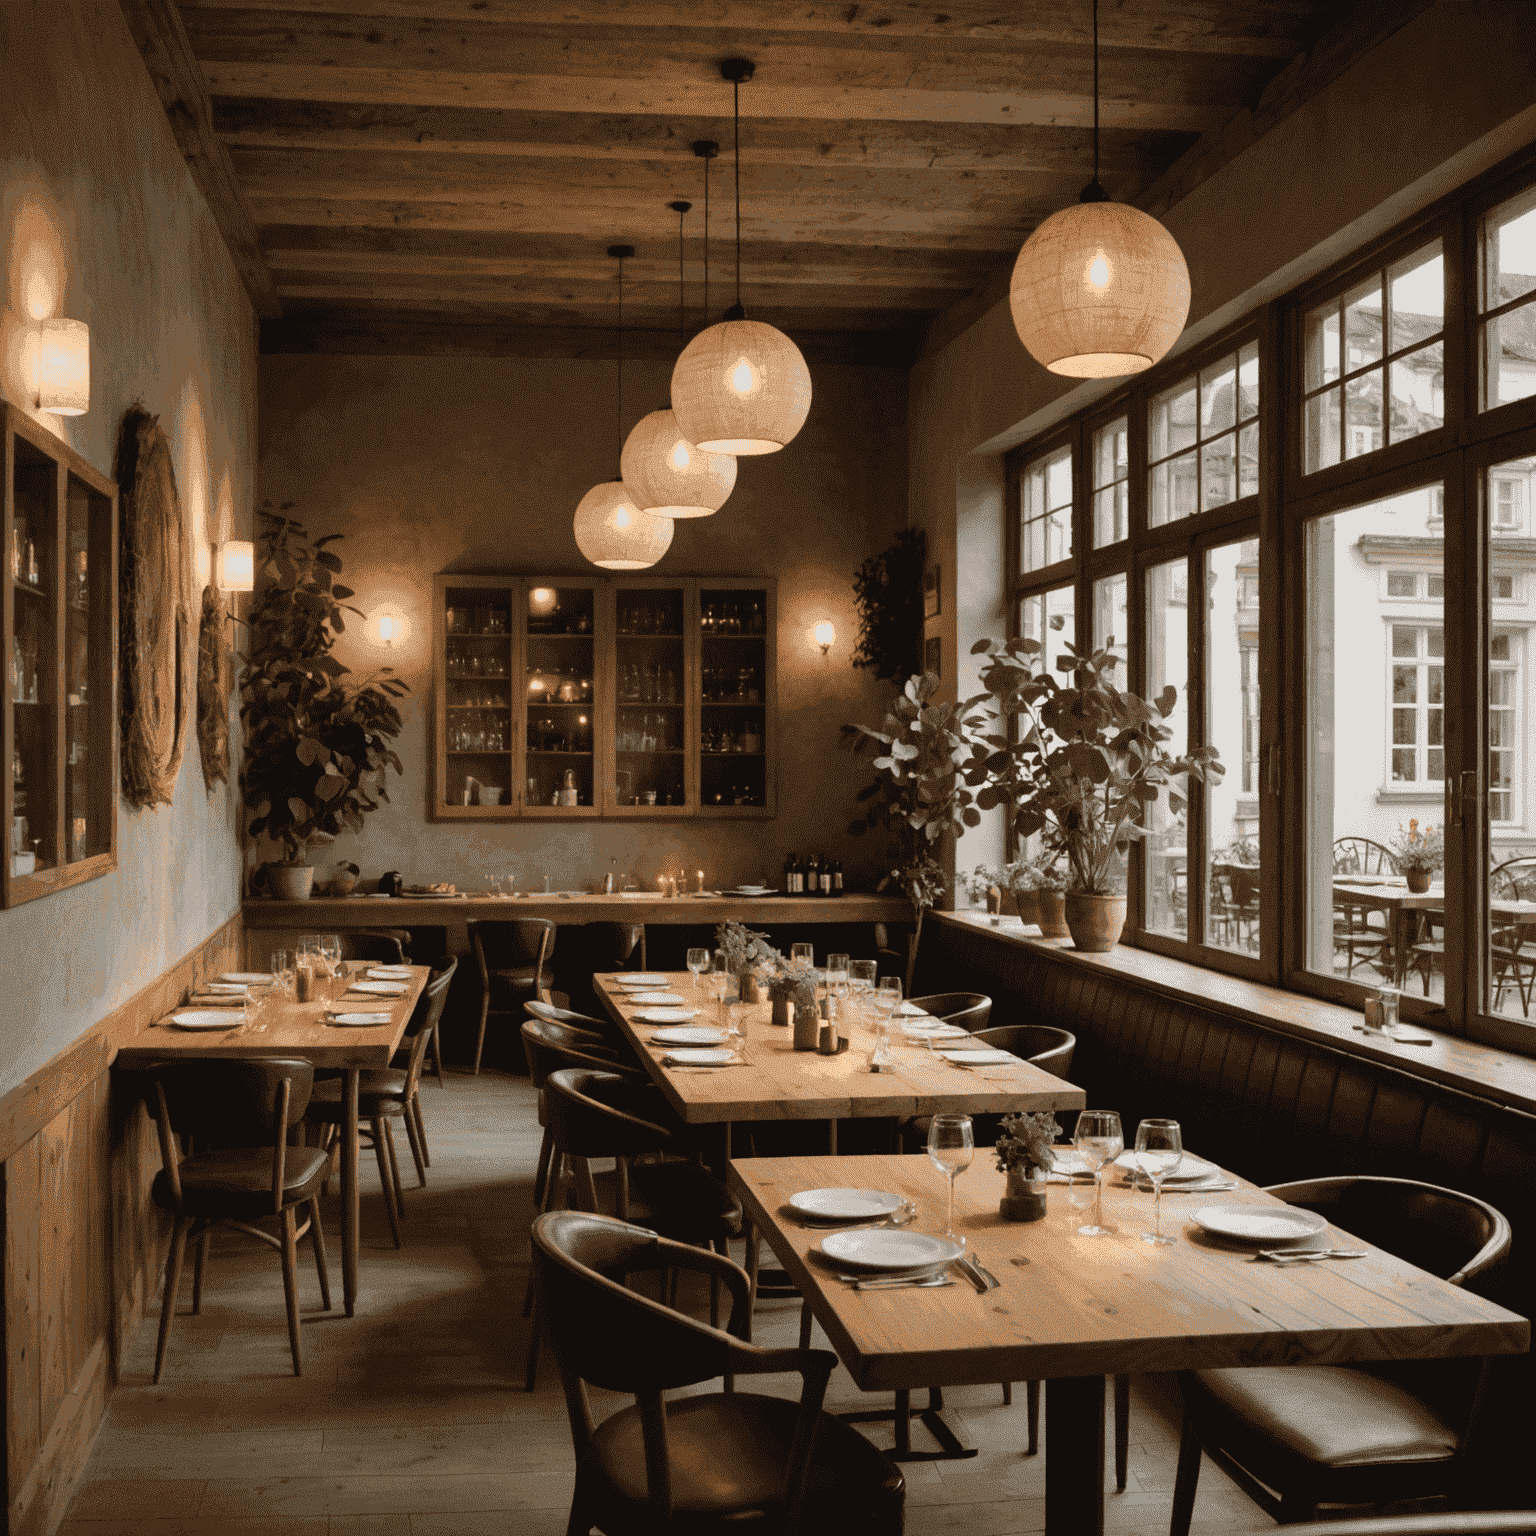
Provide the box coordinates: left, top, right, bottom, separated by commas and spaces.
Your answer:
1374, 787, 1444, 801
937, 909, 1536, 1116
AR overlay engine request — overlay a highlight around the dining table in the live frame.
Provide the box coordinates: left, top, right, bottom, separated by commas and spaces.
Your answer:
727, 1150, 1529, 1536
594, 971, 1085, 1156
116, 963, 429, 1318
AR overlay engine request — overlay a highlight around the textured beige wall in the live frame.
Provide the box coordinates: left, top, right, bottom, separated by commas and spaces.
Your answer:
256, 354, 908, 892
0, 0, 256, 1095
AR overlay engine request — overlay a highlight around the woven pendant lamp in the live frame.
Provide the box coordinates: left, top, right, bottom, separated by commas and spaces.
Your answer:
1009, 1, 1189, 379
574, 245, 674, 570
669, 61, 811, 456
621, 199, 737, 516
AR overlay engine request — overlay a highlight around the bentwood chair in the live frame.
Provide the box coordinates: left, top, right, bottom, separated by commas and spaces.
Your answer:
140, 1058, 330, 1381
469, 918, 555, 1074
1281, 1517, 1536, 1535
525, 997, 639, 1061
338, 929, 411, 965
1170, 1176, 1512, 1535
906, 991, 992, 1032
1333, 837, 1399, 976
1488, 857, 1536, 1016
533, 1210, 905, 1535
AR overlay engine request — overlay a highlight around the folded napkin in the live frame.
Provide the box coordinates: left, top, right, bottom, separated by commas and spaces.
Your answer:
661, 1053, 741, 1067
186, 993, 246, 1008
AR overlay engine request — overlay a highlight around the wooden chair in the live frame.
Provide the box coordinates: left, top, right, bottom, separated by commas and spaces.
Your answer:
306, 959, 456, 1247
139, 1058, 330, 1382
1280, 1517, 1536, 1535
339, 929, 410, 964
906, 990, 992, 1032
533, 1209, 905, 1536
1170, 1176, 1512, 1535
469, 918, 555, 1074
1333, 837, 1398, 976
525, 997, 637, 1060
1488, 857, 1536, 1016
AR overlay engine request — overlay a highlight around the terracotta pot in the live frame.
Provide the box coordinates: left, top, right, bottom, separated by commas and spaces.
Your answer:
771, 995, 792, 1027
740, 972, 763, 1004
1064, 892, 1127, 952
1405, 868, 1431, 894
1012, 889, 1039, 927
267, 863, 314, 901
1035, 890, 1070, 938
999, 1167, 1048, 1222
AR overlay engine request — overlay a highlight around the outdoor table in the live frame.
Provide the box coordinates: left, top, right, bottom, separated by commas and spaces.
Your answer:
116, 964, 429, 1318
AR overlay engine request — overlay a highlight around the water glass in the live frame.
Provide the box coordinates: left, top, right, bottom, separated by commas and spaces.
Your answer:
1074, 1109, 1124, 1236
848, 958, 878, 1021
1133, 1119, 1184, 1245
926, 1113, 974, 1243
686, 947, 710, 992
269, 950, 295, 1000
826, 953, 850, 997
790, 942, 814, 969
875, 974, 902, 1025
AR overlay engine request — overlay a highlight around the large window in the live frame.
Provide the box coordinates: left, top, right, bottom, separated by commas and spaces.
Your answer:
1480, 186, 1536, 412
1019, 444, 1072, 574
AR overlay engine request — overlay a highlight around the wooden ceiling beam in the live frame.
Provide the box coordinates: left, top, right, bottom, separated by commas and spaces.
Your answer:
186, 0, 1332, 61
212, 98, 1195, 177
116, 0, 281, 316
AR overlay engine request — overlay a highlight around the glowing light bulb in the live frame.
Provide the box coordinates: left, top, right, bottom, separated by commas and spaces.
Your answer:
729, 357, 758, 395
378, 613, 395, 644
668, 440, 692, 471
530, 586, 557, 615
1087, 254, 1110, 290
615, 508, 631, 529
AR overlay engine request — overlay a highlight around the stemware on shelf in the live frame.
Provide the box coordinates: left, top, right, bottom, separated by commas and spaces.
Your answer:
926, 1113, 974, 1244
1133, 1118, 1184, 1245
1074, 1109, 1125, 1236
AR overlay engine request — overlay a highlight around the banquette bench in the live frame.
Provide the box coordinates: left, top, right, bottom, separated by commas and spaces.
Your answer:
911, 911, 1536, 1508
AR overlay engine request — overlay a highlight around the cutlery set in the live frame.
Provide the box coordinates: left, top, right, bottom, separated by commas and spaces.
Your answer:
1252, 1247, 1368, 1262
830, 1247, 1001, 1293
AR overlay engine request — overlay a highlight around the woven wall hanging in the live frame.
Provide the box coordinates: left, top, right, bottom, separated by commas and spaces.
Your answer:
116, 408, 194, 809
196, 585, 230, 789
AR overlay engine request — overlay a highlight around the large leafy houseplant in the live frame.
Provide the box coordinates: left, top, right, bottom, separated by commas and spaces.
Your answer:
240, 506, 408, 891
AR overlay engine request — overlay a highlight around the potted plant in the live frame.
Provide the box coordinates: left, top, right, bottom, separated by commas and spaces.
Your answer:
1390, 820, 1443, 893
843, 672, 988, 987
1022, 854, 1072, 938
969, 636, 1223, 953
240, 506, 408, 900
715, 919, 776, 1002
961, 864, 1009, 920
994, 1110, 1060, 1221
768, 961, 819, 1043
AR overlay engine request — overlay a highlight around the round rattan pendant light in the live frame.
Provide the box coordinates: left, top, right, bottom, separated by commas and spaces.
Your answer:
1009, 0, 1190, 378
621, 196, 737, 518
670, 60, 811, 455
574, 246, 674, 571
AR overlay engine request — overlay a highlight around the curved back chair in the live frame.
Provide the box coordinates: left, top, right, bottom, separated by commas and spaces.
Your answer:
469, 918, 555, 1074
1170, 1176, 1513, 1535
339, 929, 410, 965
908, 991, 992, 1033
1488, 858, 1536, 1016
525, 997, 635, 1057
972, 1023, 1074, 1079
533, 1210, 904, 1535
1333, 837, 1399, 875
140, 1058, 329, 1382
1280, 1517, 1536, 1536
1332, 838, 1398, 975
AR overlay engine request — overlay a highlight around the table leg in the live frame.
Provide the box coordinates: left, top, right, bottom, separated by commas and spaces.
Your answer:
1046, 1375, 1105, 1536
1394, 908, 1409, 990
827, 1119, 838, 1155
342, 1067, 360, 1317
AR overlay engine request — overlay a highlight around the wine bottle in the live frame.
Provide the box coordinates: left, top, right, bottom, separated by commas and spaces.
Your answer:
784, 851, 799, 894
832, 859, 844, 896
819, 857, 834, 897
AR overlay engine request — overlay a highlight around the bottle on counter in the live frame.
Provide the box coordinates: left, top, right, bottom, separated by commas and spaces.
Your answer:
784, 852, 800, 894
805, 853, 821, 896
832, 859, 844, 896
818, 857, 834, 897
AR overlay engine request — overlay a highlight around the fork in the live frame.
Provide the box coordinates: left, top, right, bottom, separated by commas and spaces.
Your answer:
1252, 1247, 1369, 1262
797, 1201, 918, 1232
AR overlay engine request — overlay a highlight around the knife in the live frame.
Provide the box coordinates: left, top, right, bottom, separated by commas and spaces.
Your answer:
966, 1250, 1002, 1291
951, 1255, 990, 1294
1252, 1247, 1369, 1262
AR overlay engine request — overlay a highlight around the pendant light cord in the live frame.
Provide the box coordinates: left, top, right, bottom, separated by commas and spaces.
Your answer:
733, 74, 742, 313
1081, 0, 1108, 203
704, 152, 710, 321
616, 250, 624, 475
677, 204, 686, 344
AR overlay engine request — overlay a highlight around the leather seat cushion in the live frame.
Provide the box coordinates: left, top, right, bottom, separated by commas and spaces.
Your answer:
588, 1390, 904, 1530
152, 1146, 329, 1220
605, 1159, 742, 1242
306, 1070, 409, 1119
1189, 1366, 1459, 1467
488, 967, 550, 992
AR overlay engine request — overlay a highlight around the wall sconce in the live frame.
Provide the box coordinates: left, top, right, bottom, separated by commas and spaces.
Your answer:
811, 620, 835, 656
214, 540, 255, 593
529, 586, 558, 617
366, 606, 409, 649
36, 317, 89, 416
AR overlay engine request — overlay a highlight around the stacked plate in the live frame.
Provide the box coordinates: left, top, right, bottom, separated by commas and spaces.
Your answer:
348, 980, 407, 996
936, 1047, 1020, 1065
168, 1010, 241, 1030
627, 990, 686, 1005
616, 974, 670, 988
633, 1007, 699, 1024
790, 1189, 961, 1281
725, 885, 775, 897
221, 972, 273, 985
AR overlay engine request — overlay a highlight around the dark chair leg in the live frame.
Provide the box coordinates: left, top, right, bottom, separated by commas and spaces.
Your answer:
308, 1196, 331, 1310
532, 1124, 555, 1207
429, 1022, 446, 1089
1169, 1405, 1203, 1536
411, 1092, 431, 1167
191, 1227, 211, 1314
472, 994, 489, 1075
798, 1300, 813, 1350
1026, 1380, 1040, 1455
279, 1206, 303, 1377
1001, 1382, 1012, 1406
372, 1117, 403, 1248
153, 1216, 192, 1385
382, 1116, 406, 1218
1115, 1373, 1130, 1491
401, 1098, 428, 1188
525, 1291, 542, 1392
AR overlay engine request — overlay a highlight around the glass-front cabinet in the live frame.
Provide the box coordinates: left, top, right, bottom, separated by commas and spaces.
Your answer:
3, 404, 117, 906
431, 574, 774, 819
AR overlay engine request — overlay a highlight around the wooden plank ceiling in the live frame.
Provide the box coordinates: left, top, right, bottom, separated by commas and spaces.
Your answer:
135, 1, 1377, 362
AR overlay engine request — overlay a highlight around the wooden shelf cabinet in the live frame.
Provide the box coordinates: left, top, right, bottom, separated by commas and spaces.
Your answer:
431, 574, 775, 820
3, 405, 117, 907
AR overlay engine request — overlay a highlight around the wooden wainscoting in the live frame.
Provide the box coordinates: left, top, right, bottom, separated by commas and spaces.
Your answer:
1, 912, 243, 1536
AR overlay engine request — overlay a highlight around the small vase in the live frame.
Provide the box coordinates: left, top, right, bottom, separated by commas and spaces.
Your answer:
267, 863, 314, 901
999, 1167, 1048, 1222
740, 972, 763, 1004
1035, 890, 1070, 938
792, 1000, 820, 1051
1004, 889, 1028, 922
771, 995, 791, 1027
1405, 868, 1431, 894
1064, 892, 1127, 952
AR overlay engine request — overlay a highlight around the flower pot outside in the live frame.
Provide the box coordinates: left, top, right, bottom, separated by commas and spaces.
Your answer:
1405, 868, 1431, 893
1064, 892, 1127, 952
268, 863, 314, 901
999, 1167, 1048, 1222
1035, 890, 1070, 938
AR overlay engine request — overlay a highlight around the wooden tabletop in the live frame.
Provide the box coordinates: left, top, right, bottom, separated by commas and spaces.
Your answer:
728, 1152, 1529, 1391
596, 973, 1085, 1126
115, 965, 428, 1069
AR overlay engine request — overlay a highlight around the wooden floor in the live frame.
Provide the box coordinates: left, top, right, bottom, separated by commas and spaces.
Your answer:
61, 1071, 1279, 1536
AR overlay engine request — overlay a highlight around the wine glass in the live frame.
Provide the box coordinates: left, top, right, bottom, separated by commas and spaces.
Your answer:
826, 953, 850, 998
269, 950, 295, 1001
926, 1113, 974, 1244
1074, 1109, 1125, 1236
686, 947, 710, 992
317, 933, 344, 997
848, 959, 877, 1024
1132, 1119, 1184, 1245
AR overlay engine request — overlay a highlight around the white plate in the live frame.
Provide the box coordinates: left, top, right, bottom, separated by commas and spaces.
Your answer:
367, 967, 411, 979
902, 1021, 968, 1038
628, 991, 686, 1005
663, 1047, 736, 1064
789, 1188, 904, 1221
617, 974, 670, 987
633, 1007, 701, 1024
649, 1026, 727, 1045
936, 1047, 1019, 1065
328, 1012, 392, 1026
348, 980, 407, 995
819, 1229, 965, 1273
1116, 1152, 1221, 1184
729, 886, 773, 896
168, 1010, 242, 1030
187, 995, 246, 1008
220, 972, 273, 984
1049, 1148, 1094, 1177
896, 1002, 930, 1016
202, 981, 248, 994
1190, 1204, 1329, 1244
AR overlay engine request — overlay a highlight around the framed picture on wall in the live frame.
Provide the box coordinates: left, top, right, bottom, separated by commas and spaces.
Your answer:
923, 566, 941, 619
924, 635, 941, 678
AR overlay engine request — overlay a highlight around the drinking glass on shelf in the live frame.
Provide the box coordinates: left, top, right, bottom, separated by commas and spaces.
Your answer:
1132, 1119, 1184, 1246
1073, 1109, 1125, 1236
926, 1113, 974, 1244
686, 947, 710, 991
826, 953, 850, 998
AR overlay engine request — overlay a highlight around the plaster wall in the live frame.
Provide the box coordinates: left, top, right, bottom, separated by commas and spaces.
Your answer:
0, 0, 256, 1096
256, 354, 908, 893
